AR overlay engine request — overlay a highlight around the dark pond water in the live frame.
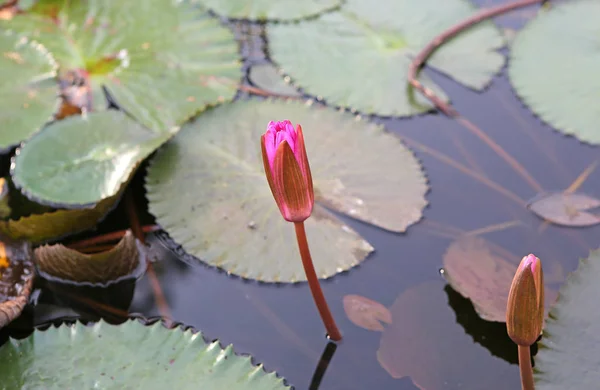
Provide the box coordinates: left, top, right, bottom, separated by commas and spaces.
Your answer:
1, 1, 599, 389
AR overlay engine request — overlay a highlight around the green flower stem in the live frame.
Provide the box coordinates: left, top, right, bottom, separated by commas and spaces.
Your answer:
518, 345, 535, 390
294, 221, 342, 341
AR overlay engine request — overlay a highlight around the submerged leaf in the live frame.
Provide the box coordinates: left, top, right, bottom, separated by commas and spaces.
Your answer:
0, 238, 34, 329
196, 0, 342, 21
0, 30, 59, 150
4, 0, 241, 133
535, 249, 600, 389
268, 0, 504, 117
528, 192, 600, 227
249, 63, 302, 98
12, 110, 165, 207
377, 281, 517, 390
442, 235, 557, 322
34, 230, 145, 286
146, 100, 428, 282
509, 0, 600, 145
343, 294, 391, 332
0, 319, 290, 389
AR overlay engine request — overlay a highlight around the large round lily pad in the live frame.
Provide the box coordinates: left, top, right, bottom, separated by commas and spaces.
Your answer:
509, 0, 600, 145
0, 319, 290, 389
197, 0, 342, 21
268, 0, 505, 117
12, 110, 166, 207
146, 99, 428, 282
0, 30, 58, 151
534, 249, 600, 389
3, 0, 241, 133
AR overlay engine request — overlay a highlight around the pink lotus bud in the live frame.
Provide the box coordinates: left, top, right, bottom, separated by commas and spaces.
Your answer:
506, 254, 545, 346
261, 120, 314, 222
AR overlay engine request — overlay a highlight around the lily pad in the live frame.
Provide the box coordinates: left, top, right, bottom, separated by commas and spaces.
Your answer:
3, 0, 241, 133
535, 249, 600, 389
196, 0, 342, 21
377, 281, 517, 389
0, 319, 290, 389
343, 294, 391, 332
0, 29, 58, 151
442, 235, 557, 322
0, 238, 34, 329
509, 0, 600, 145
268, 0, 505, 117
34, 230, 145, 286
527, 192, 600, 227
12, 110, 166, 207
248, 63, 302, 98
146, 99, 428, 282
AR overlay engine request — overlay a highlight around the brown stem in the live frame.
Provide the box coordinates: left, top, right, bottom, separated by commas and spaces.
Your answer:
67, 225, 160, 249
518, 345, 535, 390
294, 221, 342, 341
408, 0, 545, 193
239, 84, 301, 99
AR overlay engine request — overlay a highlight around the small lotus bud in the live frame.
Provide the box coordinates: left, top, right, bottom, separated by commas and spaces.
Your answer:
506, 254, 544, 346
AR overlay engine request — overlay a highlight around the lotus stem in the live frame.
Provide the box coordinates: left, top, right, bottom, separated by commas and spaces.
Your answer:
294, 221, 342, 341
518, 345, 535, 390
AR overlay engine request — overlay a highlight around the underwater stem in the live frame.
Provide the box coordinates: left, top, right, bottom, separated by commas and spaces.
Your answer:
294, 221, 342, 341
518, 345, 535, 390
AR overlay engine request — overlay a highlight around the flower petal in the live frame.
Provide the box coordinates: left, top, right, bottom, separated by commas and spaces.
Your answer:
273, 141, 312, 222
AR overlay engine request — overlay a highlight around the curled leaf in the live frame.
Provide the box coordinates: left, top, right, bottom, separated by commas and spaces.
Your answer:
528, 192, 600, 227
34, 230, 146, 286
343, 294, 391, 332
0, 238, 34, 329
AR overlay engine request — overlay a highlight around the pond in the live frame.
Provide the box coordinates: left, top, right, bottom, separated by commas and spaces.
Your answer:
0, 0, 598, 389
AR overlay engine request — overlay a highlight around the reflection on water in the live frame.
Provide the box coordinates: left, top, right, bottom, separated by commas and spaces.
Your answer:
1, 3, 600, 389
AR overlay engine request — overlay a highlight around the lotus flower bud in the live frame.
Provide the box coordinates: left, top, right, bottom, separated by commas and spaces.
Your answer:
506, 254, 545, 346
261, 120, 314, 222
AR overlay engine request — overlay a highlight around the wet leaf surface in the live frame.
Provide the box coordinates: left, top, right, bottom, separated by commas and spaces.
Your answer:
0, 319, 290, 389
377, 281, 517, 390
528, 192, 600, 227
509, 0, 600, 145
146, 99, 428, 282
343, 294, 391, 332
268, 0, 504, 116
0, 29, 59, 151
0, 238, 34, 329
34, 230, 145, 286
197, 0, 342, 21
443, 235, 557, 322
3, 0, 241, 133
249, 63, 302, 98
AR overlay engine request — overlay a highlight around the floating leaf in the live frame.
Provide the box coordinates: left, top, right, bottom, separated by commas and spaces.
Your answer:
34, 230, 145, 286
0, 178, 10, 219
0, 238, 34, 329
509, 0, 600, 145
0, 319, 290, 389
147, 100, 428, 282
0, 191, 121, 243
528, 192, 600, 227
268, 0, 505, 117
343, 294, 391, 332
0, 30, 58, 151
443, 235, 557, 322
377, 281, 517, 390
4, 0, 241, 133
196, 0, 342, 21
12, 110, 166, 207
249, 63, 302, 98
535, 249, 600, 389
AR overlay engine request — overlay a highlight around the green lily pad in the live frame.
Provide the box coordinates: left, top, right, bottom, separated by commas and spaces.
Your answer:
0, 29, 58, 151
146, 99, 427, 282
0, 238, 34, 329
3, 0, 241, 133
34, 230, 145, 286
196, 0, 342, 21
0, 319, 290, 389
509, 0, 600, 145
248, 63, 302, 98
534, 249, 600, 389
11, 110, 166, 207
268, 0, 505, 117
